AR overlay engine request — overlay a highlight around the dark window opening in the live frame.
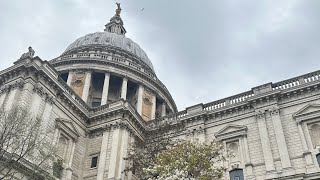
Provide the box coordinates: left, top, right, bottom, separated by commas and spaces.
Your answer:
166, 107, 171, 116
60, 73, 69, 83
230, 169, 244, 180
317, 154, 320, 167
89, 72, 104, 107
91, 156, 98, 168
155, 97, 163, 118
127, 80, 138, 107
107, 75, 122, 103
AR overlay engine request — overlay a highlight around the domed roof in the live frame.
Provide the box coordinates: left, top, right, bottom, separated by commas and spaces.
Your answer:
63, 31, 154, 71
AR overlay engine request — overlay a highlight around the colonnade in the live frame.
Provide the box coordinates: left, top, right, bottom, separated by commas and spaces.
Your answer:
65, 70, 167, 119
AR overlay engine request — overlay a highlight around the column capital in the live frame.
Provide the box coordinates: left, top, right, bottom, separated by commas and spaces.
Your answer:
269, 107, 279, 116
255, 110, 266, 119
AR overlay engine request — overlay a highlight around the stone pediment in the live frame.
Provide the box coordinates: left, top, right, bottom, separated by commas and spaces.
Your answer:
293, 104, 320, 123
215, 124, 247, 140
56, 118, 80, 141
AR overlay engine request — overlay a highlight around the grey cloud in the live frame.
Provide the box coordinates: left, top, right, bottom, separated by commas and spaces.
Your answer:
1, 0, 320, 110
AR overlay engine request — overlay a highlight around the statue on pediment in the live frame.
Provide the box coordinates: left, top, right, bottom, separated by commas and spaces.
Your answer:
20, 46, 35, 59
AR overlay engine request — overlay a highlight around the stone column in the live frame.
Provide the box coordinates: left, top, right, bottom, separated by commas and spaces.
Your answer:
255, 110, 275, 172
161, 102, 166, 117
101, 73, 110, 105
97, 129, 110, 180
67, 71, 74, 86
136, 85, 144, 115
269, 108, 292, 169
121, 77, 128, 100
151, 95, 156, 119
297, 122, 313, 165
82, 71, 92, 103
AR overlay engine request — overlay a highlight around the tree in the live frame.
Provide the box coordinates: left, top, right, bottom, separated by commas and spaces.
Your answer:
0, 107, 56, 180
124, 122, 183, 179
145, 140, 227, 180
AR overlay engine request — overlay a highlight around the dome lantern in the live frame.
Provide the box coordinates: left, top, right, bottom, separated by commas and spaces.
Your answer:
104, 3, 127, 35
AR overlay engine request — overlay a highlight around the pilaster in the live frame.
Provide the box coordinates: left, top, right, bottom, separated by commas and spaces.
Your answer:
107, 123, 131, 179
0, 91, 8, 108
118, 129, 129, 179
5, 87, 21, 111
108, 127, 122, 179
41, 99, 53, 129
297, 122, 314, 166
17, 82, 34, 110
255, 110, 276, 173
97, 128, 111, 180
101, 73, 110, 105
269, 107, 292, 170
243, 135, 254, 178
65, 139, 76, 180
30, 86, 44, 117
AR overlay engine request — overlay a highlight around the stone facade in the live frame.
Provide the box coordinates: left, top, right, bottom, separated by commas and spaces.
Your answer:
1, 5, 320, 180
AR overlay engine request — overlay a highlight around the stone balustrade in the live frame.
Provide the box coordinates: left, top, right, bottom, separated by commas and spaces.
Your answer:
152, 69, 320, 123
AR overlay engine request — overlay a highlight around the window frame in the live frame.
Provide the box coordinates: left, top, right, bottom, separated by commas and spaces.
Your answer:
90, 156, 99, 169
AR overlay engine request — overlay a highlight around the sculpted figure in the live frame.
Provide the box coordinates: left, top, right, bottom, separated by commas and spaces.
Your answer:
20, 46, 35, 59
116, 3, 122, 16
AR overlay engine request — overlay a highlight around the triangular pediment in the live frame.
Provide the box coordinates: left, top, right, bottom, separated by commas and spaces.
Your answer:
215, 125, 247, 140
293, 104, 320, 118
56, 118, 80, 140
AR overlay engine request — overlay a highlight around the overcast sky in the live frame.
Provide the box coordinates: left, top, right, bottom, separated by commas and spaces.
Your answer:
1, 0, 320, 110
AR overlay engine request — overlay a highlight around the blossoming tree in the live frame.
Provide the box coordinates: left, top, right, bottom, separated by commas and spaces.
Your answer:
145, 140, 227, 180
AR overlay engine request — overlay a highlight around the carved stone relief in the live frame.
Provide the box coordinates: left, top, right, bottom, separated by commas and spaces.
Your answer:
70, 71, 86, 97
142, 88, 154, 121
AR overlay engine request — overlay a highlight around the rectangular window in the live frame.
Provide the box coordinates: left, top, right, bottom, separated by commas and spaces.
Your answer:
91, 156, 98, 168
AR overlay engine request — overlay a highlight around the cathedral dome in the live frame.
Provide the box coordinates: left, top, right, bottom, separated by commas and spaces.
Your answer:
62, 31, 154, 72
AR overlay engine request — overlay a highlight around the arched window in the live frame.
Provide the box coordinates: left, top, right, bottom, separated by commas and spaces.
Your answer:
310, 124, 320, 147
229, 169, 244, 180
317, 154, 320, 167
